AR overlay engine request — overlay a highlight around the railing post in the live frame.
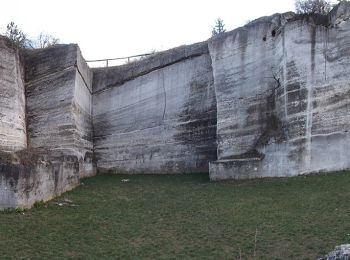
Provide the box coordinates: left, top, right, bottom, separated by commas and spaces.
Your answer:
106, 59, 109, 67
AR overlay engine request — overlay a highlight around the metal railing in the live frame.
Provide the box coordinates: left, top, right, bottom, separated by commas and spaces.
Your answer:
86, 52, 155, 67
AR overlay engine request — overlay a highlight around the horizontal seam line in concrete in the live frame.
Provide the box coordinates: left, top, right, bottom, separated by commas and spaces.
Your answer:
287, 130, 348, 142
25, 66, 75, 86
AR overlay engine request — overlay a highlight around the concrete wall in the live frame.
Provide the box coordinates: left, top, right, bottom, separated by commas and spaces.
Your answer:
25, 44, 95, 178
92, 43, 217, 173
0, 36, 27, 152
209, 2, 350, 180
0, 43, 94, 209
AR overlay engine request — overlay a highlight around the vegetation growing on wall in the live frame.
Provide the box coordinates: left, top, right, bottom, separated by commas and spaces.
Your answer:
4, 22, 29, 48
212, 18, 226, 36
30, 32, 60, 49
2, 21, 60, 49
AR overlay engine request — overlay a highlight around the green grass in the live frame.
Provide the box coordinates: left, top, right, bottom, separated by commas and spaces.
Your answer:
1, 172, 350, 259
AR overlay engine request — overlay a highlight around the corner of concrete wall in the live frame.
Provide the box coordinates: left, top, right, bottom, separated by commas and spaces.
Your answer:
1, 44, 95, 209
74, 46, 96, 178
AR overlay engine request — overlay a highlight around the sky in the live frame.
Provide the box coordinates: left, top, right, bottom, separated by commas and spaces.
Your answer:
0, 0, 336, 65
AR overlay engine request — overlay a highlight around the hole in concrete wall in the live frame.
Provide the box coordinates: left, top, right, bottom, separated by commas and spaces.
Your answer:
8, 177, 15, 188
271, 30, 276, 37
263, 36, 267, 41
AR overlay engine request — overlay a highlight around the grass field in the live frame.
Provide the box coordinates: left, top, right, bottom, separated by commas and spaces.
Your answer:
1, 172, 350, 259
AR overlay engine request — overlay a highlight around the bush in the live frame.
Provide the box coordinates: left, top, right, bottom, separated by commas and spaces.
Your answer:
3, 21, 59, 49
5, 21, 29, 48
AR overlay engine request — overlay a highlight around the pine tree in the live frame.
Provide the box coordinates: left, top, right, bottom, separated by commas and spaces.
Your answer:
212, 18, 226, 37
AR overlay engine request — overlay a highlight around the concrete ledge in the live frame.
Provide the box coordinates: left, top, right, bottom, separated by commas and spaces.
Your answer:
0, 150, 80, 209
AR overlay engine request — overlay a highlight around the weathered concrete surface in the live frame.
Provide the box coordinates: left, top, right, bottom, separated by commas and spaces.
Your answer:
74, 48, 94, 177
320, 244, 350, 260
93, 43, 217, 173
0, 43, 94, 209
0, 43, 95, 209
0, 149, 79, 209
209, 2, 350, 180
92, 42, 209, 93
25, 45, 95, 178
0, 36, 27, 152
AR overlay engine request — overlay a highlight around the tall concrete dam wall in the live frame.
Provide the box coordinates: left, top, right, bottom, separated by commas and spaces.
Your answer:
1, 2, 350, 208
209, 3, 350, 179
92, 43, 217, 174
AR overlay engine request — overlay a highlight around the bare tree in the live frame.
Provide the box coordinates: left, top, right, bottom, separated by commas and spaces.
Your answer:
212, 18, 226, 36
34, 32, 60, 48
295, 0, 331, 15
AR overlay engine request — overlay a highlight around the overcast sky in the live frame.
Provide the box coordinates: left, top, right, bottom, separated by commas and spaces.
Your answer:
0, 0, 337, 64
